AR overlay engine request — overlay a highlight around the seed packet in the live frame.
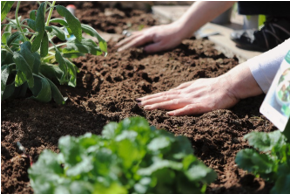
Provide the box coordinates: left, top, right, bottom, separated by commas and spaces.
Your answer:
260, 51, 290, 131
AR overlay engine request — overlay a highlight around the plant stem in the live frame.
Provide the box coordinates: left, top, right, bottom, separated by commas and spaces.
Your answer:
46, 1, 56, 26
5, 45, 14, 54
15, 1, 28, 42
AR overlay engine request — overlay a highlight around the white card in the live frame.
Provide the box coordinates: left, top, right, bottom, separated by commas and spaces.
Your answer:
260, 51, 290, 131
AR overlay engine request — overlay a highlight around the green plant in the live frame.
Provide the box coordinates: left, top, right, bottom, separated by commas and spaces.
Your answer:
28, 117, 217, 194
235, 130, 290, 194
1, 1, 107, 104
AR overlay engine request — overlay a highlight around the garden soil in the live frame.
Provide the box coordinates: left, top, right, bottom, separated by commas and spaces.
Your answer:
1, 2, 276, 194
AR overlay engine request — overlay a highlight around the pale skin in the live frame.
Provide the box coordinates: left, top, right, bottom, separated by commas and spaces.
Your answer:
136, 62, 263, 116
116, 1, 263, 116
116, 1, 236, 53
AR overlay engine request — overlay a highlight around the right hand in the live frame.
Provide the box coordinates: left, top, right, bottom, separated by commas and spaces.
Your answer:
115, 23, 183, 53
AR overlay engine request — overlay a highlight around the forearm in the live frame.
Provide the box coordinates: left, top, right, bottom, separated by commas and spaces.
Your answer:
223, 62, 263, 100
175, 1, 236, 39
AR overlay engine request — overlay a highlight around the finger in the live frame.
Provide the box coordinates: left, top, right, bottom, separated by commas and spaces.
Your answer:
117, 34, 153, 52
140, 94, 182, 106
115, 32, 141, 48
170, 81, 193, 91
143, 98, 190, 111
137, 90, 181, 101
144, 41, 166, 53
167, 103, 207, 116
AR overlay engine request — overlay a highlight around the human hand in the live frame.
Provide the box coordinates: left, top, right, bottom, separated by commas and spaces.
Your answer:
137, 77, 240, 116
115, 23, 183, 53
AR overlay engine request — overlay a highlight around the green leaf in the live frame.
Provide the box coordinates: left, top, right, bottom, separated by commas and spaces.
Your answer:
40, 31, 49, 57
29, 10, 37, 20
45, 26, 66, 41
15, 71, 27, 87
235, 149, 274, 176
47, 79, 66, 105
102, 122, 118, 139
13, 52, 34, 88
63, 59, 77, 87
49, 18, 68, 26
1, 65, 10, 99
40, 63, 63, 84
1, 31, 10, 44
27, 18, 36, 31
2, 81, 15, 100
31, 2, 45, 52
1, 1, 14, 22
270, 173, 290, 194
29, 75, 52, 102
60, 48, 85, 59
81, 24, 107, 53
6, 31, 21, 46
56, 5, 82, 42
244, 130, 286, 152
65, 38, 102, 56
55, 50, 67, 83
20, 41, 35, 68
32, 52, 41, 74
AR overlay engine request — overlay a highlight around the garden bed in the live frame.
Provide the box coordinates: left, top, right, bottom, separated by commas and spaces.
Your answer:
1, 2, 276, 194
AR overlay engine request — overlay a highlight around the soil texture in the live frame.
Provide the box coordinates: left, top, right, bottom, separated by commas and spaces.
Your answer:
2, 2, 276, 194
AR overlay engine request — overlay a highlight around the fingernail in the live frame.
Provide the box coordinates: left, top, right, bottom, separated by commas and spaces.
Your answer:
137, 102, 142, 106
167, 111, 175, 116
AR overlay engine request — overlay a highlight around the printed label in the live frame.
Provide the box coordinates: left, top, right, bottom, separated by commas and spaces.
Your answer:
260, 51, 290, 131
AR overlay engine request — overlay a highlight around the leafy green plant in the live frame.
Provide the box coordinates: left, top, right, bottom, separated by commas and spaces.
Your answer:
235, 130, 290, 194
28, 117, 217, 194
1, 1, 107, 104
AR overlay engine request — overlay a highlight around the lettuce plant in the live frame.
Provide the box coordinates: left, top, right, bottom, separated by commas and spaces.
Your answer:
28, 117, 217, 194
235, 129, 290, 194
1, 1, 107, 104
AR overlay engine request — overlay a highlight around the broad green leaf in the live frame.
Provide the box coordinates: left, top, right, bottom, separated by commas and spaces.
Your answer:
2, 81, 15, 100
235, 148, 274, 176
58, 136, 84, 166
1, 31, 10, 44
29, 75, 52, 102
60, 48, 84, 59
81, 24, 107, 53
1, 1, 14, 22
45, 26, 66, 41
13, 52, 34, 88
40, 31, 49, 57
148, 136, 172, 151
1, 65, 10, 99
29, 10, 36, 20
31, 2, 45, 52
32, 52, 41, 74
47, 79, 66, 105
244, 130, 286, 152
65, 38, 102, 56
20, 41, 35, 68
102, 122, 118, 139
15, 71, 27, 87
27, 19, 36, 31
55, 50, 67, 83
186, 163, 217, 183
56, 5, 82, 41
7, 31, 21, 46
49, 18, 68, 26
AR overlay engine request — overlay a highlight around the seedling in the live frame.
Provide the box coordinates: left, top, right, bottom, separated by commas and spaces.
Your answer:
28, 117, 217, 194
1, 1, 107, 104
235, 130, 290, 194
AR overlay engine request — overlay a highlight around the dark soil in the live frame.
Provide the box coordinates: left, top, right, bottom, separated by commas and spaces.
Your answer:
1, 2, 276, 194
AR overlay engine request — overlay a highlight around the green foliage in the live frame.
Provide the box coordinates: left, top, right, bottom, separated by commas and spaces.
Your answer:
1, 1, 107, 104
235, 130, 290, 194
28, 117, 217, 194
